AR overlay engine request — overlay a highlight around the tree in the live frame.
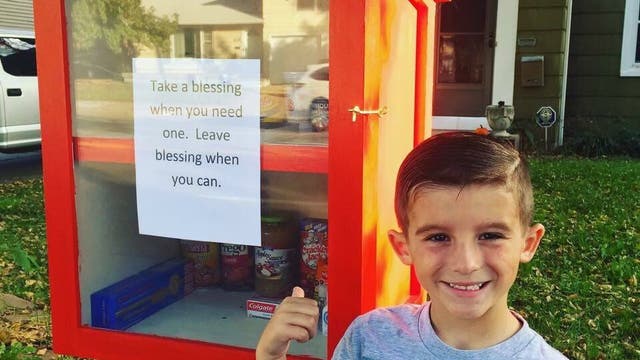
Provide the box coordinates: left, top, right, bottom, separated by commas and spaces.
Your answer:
70, 0, 177, 75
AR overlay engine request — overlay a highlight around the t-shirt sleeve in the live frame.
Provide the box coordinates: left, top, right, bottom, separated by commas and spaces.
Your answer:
331, 317, 363, 360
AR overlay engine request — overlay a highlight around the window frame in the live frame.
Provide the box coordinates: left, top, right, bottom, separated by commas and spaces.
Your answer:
620, 0, 640, 77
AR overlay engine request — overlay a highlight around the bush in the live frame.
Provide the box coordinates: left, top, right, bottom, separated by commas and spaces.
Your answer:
558, 116, 640, 157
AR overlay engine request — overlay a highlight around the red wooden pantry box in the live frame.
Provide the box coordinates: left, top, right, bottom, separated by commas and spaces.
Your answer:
33, 0, 445, 358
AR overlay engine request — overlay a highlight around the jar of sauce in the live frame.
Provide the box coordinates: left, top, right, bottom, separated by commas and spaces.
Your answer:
255, 215, 298, 298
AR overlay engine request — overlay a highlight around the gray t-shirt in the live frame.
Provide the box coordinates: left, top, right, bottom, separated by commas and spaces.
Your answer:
332, 302, 567, 359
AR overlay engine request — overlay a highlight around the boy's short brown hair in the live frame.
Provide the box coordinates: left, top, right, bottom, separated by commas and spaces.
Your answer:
395, 132, 533, 232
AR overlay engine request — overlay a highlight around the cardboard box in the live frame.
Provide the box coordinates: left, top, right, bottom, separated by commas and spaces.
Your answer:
91, 258, 194, 330
246, 296, 281, 319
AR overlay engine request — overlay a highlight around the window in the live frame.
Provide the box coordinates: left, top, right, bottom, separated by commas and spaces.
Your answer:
0, 37, 37, 77
621, 0, 640, 76
297, 0, 328, 11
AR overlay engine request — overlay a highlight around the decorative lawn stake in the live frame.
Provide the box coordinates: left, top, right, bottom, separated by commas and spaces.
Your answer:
535, 106, 557, 151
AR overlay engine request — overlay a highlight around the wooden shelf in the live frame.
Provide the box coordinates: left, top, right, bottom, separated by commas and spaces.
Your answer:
127, 287, 326, 358
74, 137, 328, 174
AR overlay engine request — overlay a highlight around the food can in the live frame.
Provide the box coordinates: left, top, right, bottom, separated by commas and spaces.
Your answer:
314, 260, 328, 308
180, 240, 221, 287
322, 305, 328, 336
309, 97, 329, 132
299, 218, 328, 297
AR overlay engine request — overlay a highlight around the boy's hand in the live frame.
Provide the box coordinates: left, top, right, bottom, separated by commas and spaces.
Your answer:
256, 287, 320, 360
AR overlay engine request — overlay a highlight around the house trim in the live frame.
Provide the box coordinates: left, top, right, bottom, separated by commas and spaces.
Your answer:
621, 0, 640, 77
491, 0, 519, 105
433, 116, 489, 131
557, 0, 573, 146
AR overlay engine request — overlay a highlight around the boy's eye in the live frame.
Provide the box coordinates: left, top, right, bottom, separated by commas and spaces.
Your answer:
479, 232, 504, 241
426, 233, 448, 242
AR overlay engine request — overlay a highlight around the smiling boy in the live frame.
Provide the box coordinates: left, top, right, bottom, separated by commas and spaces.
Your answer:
256, 132, 568, 359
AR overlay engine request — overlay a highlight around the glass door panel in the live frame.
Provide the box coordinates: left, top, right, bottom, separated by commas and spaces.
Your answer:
67, 1, 328, 357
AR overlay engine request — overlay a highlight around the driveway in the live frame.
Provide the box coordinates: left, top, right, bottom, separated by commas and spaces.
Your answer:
0, 149, 42, 183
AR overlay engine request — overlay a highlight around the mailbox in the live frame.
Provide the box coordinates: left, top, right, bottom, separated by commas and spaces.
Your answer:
520, 55, 544, 87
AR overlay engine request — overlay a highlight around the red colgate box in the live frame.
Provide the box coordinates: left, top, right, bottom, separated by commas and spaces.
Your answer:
246, 296, 282, 319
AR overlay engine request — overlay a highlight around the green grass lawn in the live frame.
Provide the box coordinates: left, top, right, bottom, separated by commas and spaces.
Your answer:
73, 79, 132, 102
513, 157, 640, 359
0, 157, 638, 359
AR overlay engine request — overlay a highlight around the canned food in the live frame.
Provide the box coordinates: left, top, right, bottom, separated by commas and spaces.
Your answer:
309, 97, 328, 132
181, 240, 221, 287
299, 218, 328, 297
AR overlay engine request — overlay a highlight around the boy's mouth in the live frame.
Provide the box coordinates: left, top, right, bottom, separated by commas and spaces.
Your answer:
445, 281, 489, 291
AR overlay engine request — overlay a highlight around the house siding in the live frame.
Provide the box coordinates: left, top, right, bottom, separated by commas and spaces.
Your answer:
513, 0, 570, 121
0, 0, 33, 31
565, 0, 640, 121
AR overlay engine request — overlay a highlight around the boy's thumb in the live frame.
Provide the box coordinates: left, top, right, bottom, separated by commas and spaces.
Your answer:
291, 286, 305, 298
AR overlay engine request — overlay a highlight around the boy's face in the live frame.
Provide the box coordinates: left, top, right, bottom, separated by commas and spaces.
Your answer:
389, 184, 544, 322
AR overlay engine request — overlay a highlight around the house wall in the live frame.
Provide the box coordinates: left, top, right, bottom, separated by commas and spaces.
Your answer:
566, 0, 640, 121
513, 0, 570, 121
0, 0, 33, 31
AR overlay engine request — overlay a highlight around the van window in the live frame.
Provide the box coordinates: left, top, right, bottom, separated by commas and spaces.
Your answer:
0, 37, 37, 77
310, 66, 329, 81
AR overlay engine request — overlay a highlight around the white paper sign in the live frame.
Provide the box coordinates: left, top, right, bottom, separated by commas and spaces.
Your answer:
133, 58, 261, 246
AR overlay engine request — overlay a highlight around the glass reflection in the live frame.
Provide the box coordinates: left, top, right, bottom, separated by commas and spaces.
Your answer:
69, 0, 329, 144
438, 34, 484, 84
69, 3, 329, 357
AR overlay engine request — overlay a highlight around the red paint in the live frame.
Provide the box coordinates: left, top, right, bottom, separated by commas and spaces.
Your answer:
74, 137, 328, 174
409, 0, 429, 300
327, 0, 366, 355
35, 0, 429, 358
411, 1, 428, 145
33, 0, 81, 353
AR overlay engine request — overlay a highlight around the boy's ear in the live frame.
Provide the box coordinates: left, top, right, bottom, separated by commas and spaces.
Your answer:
388, 229, 413, 265
520, 223, 545, 263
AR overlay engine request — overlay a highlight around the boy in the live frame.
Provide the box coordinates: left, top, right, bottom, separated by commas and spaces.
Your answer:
256, 132, 568, 359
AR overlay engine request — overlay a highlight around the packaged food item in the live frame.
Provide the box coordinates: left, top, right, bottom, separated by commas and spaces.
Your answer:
309, 97, 329, 132
220, 243, 253, 291
321, 304, 328, 336
314, 259, 328, 309
299, 218, 328, 297
91, 258, 193, 330
255, 215, 298, 298
180, 240, 221, 287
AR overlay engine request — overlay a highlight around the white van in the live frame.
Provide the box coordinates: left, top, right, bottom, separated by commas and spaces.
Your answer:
0, 29, 39, 151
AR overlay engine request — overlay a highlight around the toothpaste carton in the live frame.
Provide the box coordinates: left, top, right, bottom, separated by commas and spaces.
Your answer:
246, 296, 282, 319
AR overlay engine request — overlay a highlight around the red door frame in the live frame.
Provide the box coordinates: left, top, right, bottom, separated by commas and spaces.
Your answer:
34, 0, 428, 358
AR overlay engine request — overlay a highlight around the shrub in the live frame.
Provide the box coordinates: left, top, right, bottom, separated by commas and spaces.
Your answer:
558, 116, 640, 157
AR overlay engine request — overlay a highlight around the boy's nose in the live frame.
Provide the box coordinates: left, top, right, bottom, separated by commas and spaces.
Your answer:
450, 241, 483, 274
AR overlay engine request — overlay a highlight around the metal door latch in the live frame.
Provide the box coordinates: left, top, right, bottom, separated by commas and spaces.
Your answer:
348, 106, 388, 122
